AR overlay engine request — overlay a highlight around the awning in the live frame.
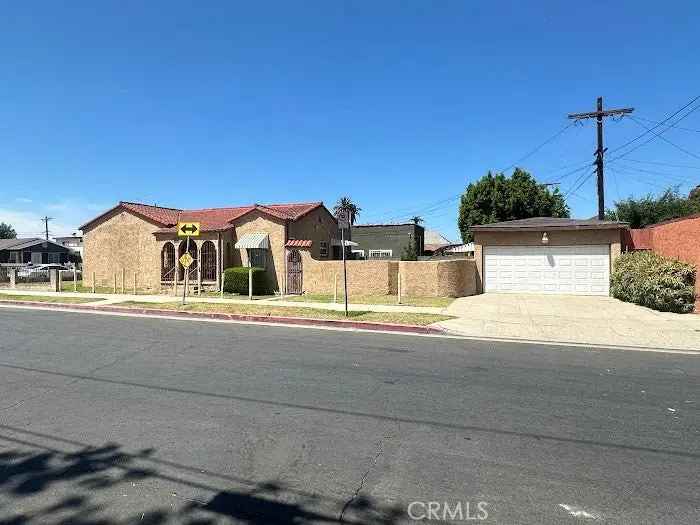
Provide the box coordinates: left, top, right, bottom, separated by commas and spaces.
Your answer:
285, 239, 313, 248
331, 239, 359, 247
235, 232, 270, 249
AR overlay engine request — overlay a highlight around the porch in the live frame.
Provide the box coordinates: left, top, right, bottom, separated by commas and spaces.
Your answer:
159, 238, 222, 293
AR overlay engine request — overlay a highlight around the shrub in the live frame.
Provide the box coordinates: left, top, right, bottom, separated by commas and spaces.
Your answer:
223, 267, 269, 295
611, 251, 696, 313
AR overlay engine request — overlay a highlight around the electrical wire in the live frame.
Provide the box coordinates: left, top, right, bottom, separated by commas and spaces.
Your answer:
606, 95, 700, 156
563, 169, 596, 199
607, 101, 700, 165
498, 121, 577, 173
627, 115, 700, 161
635, 116, 700, 133
624, 158, 700, 170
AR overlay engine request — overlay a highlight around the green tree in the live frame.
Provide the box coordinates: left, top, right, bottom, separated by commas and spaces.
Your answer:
333, 196, 362, 225
0, 223, 17, 239
604, 187, 700, 228
458, 168, 569, 242
401, 237, 418, 261
690, 185, 700, 202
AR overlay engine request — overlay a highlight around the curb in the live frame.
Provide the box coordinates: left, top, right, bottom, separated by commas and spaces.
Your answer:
0, 300, 446, 335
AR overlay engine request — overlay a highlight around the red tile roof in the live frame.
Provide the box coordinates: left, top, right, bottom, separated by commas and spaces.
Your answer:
120, 202, 181, 226
81, 201, 328, 232
285, 239, 313, 248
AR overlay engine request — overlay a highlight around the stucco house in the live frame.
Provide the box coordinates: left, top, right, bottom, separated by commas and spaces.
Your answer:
80, 201, 338, 293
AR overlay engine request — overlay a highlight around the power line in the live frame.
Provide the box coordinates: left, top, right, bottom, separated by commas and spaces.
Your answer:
624, 158, 700, 170
607, 98, 700, 164
627, 115, 700, 161
635, 116, 700, 133
607, 95, 700, 156
614, 162, 693, 184
608, 166, 668, 190
498, 121, 577, 173
563, 169, 597, 199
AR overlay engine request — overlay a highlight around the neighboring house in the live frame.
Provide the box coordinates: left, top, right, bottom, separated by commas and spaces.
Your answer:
0, 238, 74, 265
471, 217, 628, 296
423, 229, 453, 255
53, 234, 84, 258
80, 201, 338, 293
626, 213, 700, 303
349, 223, 425, 260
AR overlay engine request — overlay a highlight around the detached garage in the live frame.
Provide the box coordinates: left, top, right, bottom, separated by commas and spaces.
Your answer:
472, 218, 628, 296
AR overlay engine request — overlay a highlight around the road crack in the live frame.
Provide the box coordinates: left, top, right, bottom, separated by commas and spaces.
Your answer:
338, 422, 398, 523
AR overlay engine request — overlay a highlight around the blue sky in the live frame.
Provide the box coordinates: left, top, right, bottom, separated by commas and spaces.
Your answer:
1, 1, 698, 241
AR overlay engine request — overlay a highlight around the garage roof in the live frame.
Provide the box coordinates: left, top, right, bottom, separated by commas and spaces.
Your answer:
471, 217, 628, 231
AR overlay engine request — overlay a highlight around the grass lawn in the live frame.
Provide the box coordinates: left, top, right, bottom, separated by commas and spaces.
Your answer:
60, 280, 162, 295
284, 293, 455, 308
120, 301, 454, 326
0, 294, 98, 304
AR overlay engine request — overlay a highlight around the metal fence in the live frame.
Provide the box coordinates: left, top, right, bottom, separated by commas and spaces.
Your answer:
0, 266, 10, 285
16, 267, 51, 285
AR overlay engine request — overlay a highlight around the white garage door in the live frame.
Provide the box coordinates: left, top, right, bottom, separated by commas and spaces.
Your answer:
484, 245, 610, 295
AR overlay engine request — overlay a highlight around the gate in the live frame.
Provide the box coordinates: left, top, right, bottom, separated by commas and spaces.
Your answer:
287, 249, 302, 295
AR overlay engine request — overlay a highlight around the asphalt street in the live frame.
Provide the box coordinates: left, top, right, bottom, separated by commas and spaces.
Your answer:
0, 307, 697, 524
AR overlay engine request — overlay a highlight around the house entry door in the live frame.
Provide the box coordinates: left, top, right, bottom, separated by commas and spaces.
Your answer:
287, 250, 303, 295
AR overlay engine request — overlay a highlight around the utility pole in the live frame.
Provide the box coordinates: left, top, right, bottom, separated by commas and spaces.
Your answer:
568, 97, 634, 219
41, 216, 53, 240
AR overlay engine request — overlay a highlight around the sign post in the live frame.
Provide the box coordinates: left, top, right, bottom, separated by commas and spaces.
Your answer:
337, 210, 350, 317
177, 222, 200, 305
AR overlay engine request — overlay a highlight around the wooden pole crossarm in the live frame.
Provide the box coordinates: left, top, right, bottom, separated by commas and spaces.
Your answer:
568, 107, 634, 120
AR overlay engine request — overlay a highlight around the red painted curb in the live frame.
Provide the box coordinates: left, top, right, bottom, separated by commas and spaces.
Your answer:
0, 300, 446, 335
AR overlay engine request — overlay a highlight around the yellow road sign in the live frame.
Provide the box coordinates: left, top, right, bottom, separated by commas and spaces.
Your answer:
177, 222, 200, 237
179, 252, 194, 268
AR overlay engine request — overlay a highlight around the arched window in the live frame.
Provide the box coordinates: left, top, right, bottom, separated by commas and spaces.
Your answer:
178, 240, 197, 280
161, 243, 176, 280
201, 241, 217, 281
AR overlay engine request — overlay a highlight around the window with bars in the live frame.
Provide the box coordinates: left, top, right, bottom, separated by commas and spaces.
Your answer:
247, 248, 267, 268
319, 241, 329, 258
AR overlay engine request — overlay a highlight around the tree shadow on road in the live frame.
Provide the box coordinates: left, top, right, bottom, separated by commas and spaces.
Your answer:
0, 440, 405, 525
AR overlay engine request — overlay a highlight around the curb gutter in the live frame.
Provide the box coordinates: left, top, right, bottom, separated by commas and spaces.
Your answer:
0, 300, 446, 335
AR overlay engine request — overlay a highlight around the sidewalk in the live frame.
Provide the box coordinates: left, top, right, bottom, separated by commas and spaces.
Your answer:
0, 289, 445, 315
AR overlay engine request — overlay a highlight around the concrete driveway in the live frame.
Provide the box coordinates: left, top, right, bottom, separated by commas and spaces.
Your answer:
436, 294, 700, 351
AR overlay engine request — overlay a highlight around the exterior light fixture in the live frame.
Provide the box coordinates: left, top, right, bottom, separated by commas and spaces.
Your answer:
541, 232, 549, 245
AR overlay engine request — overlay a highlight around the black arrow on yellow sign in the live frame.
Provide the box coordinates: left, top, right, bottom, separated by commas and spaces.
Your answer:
178, 222, 199, 237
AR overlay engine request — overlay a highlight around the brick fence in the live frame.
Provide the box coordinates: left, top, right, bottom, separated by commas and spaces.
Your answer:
299, 251, 476, 297
626, 214, 700, 308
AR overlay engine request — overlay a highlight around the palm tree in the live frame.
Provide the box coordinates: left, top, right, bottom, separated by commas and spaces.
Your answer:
333, 196, 362, 225
410, 215, 424, 225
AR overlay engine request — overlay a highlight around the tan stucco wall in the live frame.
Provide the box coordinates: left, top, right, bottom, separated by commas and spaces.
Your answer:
82, 209, 162, 290
399, 259, 476, 297
231, 211, 286, 293
300, 252, 398, 295
473, 229, 625, 294
299, 252, 476, 297
288, 207, 337, 260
